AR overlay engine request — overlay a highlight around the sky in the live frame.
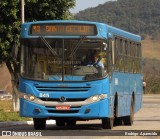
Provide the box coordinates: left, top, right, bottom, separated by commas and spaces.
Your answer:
70, 0, 112, 13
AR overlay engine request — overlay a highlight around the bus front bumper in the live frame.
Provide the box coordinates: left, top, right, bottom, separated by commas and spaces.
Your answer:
20, 98, 109, 119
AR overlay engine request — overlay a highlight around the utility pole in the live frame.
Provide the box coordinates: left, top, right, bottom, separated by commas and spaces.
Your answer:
12, 0, 25, 111
21, 0, 25, 23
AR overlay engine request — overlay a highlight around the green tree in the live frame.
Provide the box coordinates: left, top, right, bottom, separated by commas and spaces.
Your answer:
0, 0, 75, 111
25, 0, 75, 21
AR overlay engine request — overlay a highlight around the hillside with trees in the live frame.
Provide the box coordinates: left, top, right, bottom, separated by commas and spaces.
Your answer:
74, 0, 160, 94
74, 0, 160, 37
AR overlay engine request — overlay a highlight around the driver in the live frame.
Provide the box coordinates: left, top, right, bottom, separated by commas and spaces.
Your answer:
93, 54, 104, 77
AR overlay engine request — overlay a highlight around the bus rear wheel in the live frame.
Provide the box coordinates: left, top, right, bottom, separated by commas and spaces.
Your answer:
113, 98, 123, 126
123, 97, 134, 125
33, 118, 46, 130
102, 118, 114, 129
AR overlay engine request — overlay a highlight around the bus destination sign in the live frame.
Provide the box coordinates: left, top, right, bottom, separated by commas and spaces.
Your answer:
30, 24, 97, 36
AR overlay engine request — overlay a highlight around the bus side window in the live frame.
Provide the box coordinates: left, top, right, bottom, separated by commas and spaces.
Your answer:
114, 37, 119, 71
132, 43, 136, 73
108, 39, 113, 73
130, 42, 134, 73
116, 37, 121, 72
119, 39, 124, 72
136, 43, 142, 73
129, 42, 132, 72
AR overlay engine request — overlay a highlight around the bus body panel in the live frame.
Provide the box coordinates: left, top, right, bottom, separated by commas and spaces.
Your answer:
110, 72, 143, 117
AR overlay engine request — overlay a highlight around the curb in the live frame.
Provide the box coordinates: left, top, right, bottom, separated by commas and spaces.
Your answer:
0, 120, 56, 127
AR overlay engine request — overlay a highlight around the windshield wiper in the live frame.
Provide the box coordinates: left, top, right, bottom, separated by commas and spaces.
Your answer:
40, 36, 59, 57
69, 36, 86, 58
39, 36, 62, 80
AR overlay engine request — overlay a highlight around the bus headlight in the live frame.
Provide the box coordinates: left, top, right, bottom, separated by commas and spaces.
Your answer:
92, 95, 99, 101
21, 93, 36, 101
89, 94, 107, 103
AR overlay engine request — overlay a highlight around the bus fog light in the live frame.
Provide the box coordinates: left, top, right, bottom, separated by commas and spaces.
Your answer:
34, 108, 41, 113
85, 109, 91, 114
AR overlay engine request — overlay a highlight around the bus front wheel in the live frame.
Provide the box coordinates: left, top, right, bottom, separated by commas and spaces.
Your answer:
102, 118, 114, 129
66, 120, 76, 126
56, 120, 65, 126
33, 118, 46, 130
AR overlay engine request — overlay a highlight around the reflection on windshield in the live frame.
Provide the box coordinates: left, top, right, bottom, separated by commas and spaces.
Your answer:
21, 38, 108, 81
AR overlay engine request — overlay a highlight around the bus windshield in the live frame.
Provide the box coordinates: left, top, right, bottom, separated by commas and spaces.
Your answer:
21, 38, 108, 81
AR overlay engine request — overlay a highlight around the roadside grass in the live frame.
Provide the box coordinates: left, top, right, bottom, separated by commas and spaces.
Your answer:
0, 100, 31, 122
0, 100, 12, 112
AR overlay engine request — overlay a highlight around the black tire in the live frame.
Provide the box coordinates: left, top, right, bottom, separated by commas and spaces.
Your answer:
56, 120, 65, 126
102, 118, 114, 129
113, 96, 122, 126
123, 97, 134, 125
66, 120, 76, 126
114, 117, 122, 126
33, 118, 46, 130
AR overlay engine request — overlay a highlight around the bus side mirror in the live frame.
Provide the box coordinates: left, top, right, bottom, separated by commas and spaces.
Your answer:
108, 33, 113, 39
103, 42, 108, 51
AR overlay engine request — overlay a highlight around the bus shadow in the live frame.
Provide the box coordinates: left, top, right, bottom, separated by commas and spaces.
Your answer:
46, 123, 102, 130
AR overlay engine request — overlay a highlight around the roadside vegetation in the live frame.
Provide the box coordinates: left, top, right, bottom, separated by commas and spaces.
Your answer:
141, 37, 160, 94
143, 58, 160, 94
0, 100, 31, 122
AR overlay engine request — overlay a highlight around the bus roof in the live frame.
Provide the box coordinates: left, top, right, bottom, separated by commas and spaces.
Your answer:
21, 20, 141, 42
107, 25, 141, 42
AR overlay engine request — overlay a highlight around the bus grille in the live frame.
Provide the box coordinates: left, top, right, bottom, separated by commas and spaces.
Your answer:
45, 106, 81, 109
40, 98, 86, 102
47, 110, 79, 114
35, 86, 91, 92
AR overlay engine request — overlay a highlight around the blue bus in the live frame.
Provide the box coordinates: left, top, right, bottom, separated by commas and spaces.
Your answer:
19, 20, 143, 129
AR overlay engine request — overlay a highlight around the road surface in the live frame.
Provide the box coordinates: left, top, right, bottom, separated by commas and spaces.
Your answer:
0, 94, 160, 138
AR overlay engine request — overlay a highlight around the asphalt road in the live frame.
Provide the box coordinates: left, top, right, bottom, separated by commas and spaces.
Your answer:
0, 94, 160, 138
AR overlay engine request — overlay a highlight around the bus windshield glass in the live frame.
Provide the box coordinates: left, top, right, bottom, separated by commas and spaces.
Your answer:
21, 38, 108, 81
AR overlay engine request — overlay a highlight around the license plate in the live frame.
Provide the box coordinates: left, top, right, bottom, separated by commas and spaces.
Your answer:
56, 106, 70, 110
